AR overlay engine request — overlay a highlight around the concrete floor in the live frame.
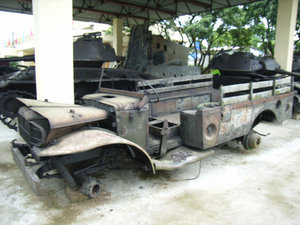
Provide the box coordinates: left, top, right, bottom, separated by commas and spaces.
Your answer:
0, 120, 299, 225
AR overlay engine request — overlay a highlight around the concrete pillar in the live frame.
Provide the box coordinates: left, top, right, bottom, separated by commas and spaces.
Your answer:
113, 18, 123, 56
274, 0, 299, 71
32, 0, 74, 104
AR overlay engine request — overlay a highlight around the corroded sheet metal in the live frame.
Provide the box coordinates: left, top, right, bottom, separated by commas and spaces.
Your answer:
16, 98, 108, 129
218, 105, 252, 142
11, 145, 42, 195
153, 147, 215, 170
181, 92, 294, 150
116, 109, 148, 149
180, 106, 221, 149
39, 129, 155, 173
83, 92, 149, 148
150, 94, 211, 116
217, 93, 294, 145
98, 88, 145, 99
82, 93, 142, 111
220, 76, 292, 105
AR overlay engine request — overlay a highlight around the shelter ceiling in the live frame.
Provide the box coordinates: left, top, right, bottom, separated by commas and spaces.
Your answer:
0, 0, 260, 27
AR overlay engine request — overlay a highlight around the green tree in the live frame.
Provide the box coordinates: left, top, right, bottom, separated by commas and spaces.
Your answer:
105, 26, 131, 36
294, 1, 300, 55
157, 7, 253, 72
155, 0, 300, 71
244, 0, 278, 56
245, 0, 300, 56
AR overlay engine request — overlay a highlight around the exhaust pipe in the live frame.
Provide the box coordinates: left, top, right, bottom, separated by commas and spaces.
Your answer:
80, 176, 101, 198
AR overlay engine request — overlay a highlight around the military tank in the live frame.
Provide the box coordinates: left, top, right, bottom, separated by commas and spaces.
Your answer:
209, 51, 300, 114
0, 27, 202, 130
0, 32, 155, 130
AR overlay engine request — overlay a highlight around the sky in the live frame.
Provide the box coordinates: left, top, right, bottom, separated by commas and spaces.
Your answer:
0, 11, 33, 44
0, 11, 111, 47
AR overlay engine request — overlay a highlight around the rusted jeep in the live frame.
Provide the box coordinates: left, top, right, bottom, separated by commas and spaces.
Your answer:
11, 74, 293, 198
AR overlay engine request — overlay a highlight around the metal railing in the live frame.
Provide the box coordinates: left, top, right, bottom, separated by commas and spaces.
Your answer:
220, 76, 293, 106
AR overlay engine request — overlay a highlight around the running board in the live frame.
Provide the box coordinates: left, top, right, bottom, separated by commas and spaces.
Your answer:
152, 147, 215, 171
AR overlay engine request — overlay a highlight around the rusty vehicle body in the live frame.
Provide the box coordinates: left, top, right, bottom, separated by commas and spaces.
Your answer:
11, 74, 293, 198
210, 51, 300, 115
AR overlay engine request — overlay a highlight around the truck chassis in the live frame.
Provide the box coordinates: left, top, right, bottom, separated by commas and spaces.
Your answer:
11, 74, 293, 198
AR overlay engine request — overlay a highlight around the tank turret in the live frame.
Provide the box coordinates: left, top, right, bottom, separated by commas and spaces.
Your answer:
0, 32, 118, 130
210, 51, 300, 114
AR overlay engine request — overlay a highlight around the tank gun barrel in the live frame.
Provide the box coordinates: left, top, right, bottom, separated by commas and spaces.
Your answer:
0, 55, 34, 62
275, 68, 300, 79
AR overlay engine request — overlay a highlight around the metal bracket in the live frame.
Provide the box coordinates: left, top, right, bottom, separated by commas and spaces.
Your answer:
53, 159, 77, 189
159, 120, 170, 157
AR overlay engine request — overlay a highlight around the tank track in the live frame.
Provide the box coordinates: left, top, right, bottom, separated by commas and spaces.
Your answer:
0, 90, 35, 130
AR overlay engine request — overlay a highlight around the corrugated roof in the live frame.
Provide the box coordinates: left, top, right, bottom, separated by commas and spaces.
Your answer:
0, 0, 261, 27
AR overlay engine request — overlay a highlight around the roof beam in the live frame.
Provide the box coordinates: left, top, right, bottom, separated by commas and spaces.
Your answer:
73, 7, 149, 21
175, 0, 211, 9
98, 0, 176, 16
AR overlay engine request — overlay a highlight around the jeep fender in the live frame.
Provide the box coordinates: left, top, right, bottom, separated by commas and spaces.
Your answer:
38, 128, 155, 173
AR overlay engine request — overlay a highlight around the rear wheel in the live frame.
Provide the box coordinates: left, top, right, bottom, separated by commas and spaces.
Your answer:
242, 130, 261, 150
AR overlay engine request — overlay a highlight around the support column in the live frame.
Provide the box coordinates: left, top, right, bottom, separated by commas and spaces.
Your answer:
274, 0, 299, 71
32, 0, 74, 104
113, 18, 123, 56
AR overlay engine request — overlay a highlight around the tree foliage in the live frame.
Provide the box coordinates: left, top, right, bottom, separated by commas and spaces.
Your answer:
105, 26, 131, 36
295, 1, 300, 55
155, 0, 300, 72
244, 0, 278, 56
157, 7, 253, 72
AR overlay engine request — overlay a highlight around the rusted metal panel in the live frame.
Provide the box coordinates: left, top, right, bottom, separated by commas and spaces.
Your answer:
274, 86, 292, 95
220, 77, 293, 105
143, 82, 213, 94
150, 94, 211, 116
82, 93, 142, 111
252, 90, 272, 99
154, 113, 181, 124
148, 86, 214, 101
180, 106, 222, 149
16, 98, 108, 129
11, 146, 44, 195
222, 92, 293, 110
181, 89, 293, 150
145, 65, 202, 78
97, 87, 145, 99
217, 94, 293, 145
153, 147, 215, 171
38, 128, 155, 173
83, 91, 149, 148
217, 105, 253, 144
252, 80, 274, 89
273, 76, 291, 86
137, 74, 212, 87
222, 94, 250, 105
116, 109, 148, 149
147, 136, 182, 156
222, 83, 250, 94
17, 98, 109, 147
137, 74, 213, 95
